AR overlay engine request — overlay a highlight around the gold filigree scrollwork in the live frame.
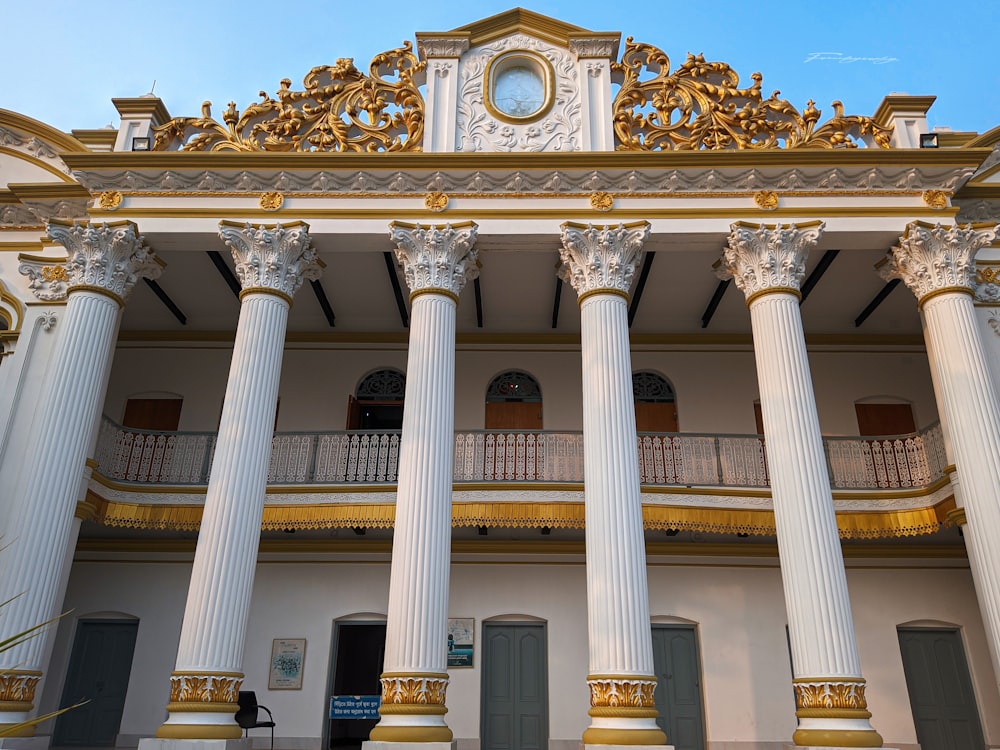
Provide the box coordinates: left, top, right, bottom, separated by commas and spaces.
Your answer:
425, 192, 449, 212
168, 673, 242, 704
380, 674, 449, 706
590, 192, 614, 212
152, 43, 426, 153
979, 267, 1000, 285
41, 265, 68, 282
97, 191, 123, 210
260, 192, 284, 211
793, 679, 868, 711
588, 677, 657, 708
0, 672, 41, 703
611, 39, 893, 151
754, 190, 779, 210
923, 190, 949, 209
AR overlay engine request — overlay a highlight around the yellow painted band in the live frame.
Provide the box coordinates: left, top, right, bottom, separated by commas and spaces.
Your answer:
166, 702, 240, 713
588, 707, 659, 719
792, 728, 883, 748
155, 724, 243, 740
796, 708, 873, 719
917, 285, 974, 310
0, 722, 36, 737
577, 287, 630, 307
68, 284, 124, 308
745, 286, 801, 308
368, 725, 454, 742
239, 286, 294, 307
581, 727, 667, 745
0, 701, 33, 712
409, 287, 460, 305
378, 704, 448, 715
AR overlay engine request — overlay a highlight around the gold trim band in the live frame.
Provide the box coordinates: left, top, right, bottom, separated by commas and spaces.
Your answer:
745, 286, 802, 308
577, 287, 630, 307
581, 727, 667, 745
588, 707, 659, 719
917, 285, 974, 310
378, 704, 448, 715
409, 287, 460, 305
239, 286, 294, 307
165, 702, 240, 713
68, 284, 124, 308
795, 707, 873, 719
792, 728, 883, 748
368, 725, 453, 742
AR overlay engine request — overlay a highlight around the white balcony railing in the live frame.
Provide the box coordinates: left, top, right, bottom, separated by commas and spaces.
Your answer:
93, 416, 946, 491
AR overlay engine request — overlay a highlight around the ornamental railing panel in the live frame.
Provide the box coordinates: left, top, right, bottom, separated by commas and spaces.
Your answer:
93, 416, 945, 491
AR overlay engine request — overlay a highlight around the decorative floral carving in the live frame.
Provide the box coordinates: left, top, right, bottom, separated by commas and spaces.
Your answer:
39, 311, 57, 331
0, 672, 40, 703
976, 266, 1000, 303
45, 221, 161, 302
721, 222, 825, 299
793, 679, 868, 710
417, 38, 470, 58
152, 44, 426, 152
558, 221, 650, 296
754, 190, 779, 210
568, 37, 620, 59
168, 673, 242, 703
380, 675, 449, 705
588, 677, 657, 708
882, 222, 1000, 301
425, 192, 449, 212
260, 192, 284, 211
218, 221, 322, 298
612, 39, 892, 151
456, 34, 581, 153
1, 205, 43, 228
19, 259, 69, 302
922, 189, 949, 209
97, 191, 123, 210
390, 221, 479, 296
589, 192, 614, 211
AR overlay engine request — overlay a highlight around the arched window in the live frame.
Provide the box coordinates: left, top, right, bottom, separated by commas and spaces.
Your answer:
632, 371, 677, 432
854, 397, 916, 436
485, 370, 542, 429
348, 369, 405, 430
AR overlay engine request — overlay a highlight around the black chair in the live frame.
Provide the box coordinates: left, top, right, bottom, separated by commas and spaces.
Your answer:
235, 691, 275, 750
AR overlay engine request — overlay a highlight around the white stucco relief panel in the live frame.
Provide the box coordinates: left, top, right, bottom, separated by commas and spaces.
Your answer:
456, 33, 581, 153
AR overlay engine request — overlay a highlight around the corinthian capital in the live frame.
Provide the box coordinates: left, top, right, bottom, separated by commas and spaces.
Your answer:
390, 221, 479, 297
881, 222, 1000, 302
46, 220, 161, 304
721, 221, 824, 301
218, 221, 321, 301
558, 221, 650, 297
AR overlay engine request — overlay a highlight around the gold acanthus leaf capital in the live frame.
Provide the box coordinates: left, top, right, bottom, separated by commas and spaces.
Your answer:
152, 43, 426, 153
793, 680, 868, 711
611, 39, 892, 151
168, 674, 242, 704
588, 677, 657, 708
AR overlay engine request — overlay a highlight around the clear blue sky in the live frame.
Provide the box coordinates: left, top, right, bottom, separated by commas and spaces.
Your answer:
5, 0, 998, 137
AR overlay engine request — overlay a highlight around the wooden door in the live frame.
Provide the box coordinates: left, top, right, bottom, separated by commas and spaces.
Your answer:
635, 402, 678, 433
897, 628, 985, 750
855, 403, 916, 436
485, 402, 542, 430
53, 620, 138, 747
121, 398, 182, 431
651, 625, 706, 750
482, 623, 547, 750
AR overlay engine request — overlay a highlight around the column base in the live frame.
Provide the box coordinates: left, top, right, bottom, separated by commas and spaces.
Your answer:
363, 742, 456, 750
584, 744, 674, 750
368, 710, 452, 743
140, 738, 253, 750
582, 729, 668, 746
787, 745, 892, 750
791, 718, 883, 748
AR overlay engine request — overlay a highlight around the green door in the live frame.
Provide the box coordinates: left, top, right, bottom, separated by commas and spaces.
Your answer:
53, 620, 138, 747
481, 623, 547, 750
651, 625, 706, 750
897, 628, 985, 750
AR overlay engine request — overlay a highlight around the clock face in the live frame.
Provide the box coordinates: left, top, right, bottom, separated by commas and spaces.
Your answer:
493, 65, 545, 118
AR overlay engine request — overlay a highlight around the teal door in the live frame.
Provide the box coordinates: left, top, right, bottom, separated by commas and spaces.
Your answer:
53, 620, 138, 747
897, 628, 985, 750
651, 625, 705, 750
481, 623, 547, 750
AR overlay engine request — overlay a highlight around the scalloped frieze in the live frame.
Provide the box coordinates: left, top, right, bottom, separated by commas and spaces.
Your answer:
0, 125, 72, 176
456, 33, 581, 153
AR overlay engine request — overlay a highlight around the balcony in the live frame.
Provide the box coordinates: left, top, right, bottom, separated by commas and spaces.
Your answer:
93, 416, 947, 492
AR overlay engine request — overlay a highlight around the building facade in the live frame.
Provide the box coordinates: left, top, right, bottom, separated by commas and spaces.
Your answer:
2, 9, 1000, 750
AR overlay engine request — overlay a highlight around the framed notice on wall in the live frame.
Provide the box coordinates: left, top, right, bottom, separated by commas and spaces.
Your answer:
269, 638, 306, 689
447, 618, 474, 668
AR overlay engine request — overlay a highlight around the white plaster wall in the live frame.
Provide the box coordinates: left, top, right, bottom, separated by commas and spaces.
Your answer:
101, 345, 937, 438
39, 555, 1000, 748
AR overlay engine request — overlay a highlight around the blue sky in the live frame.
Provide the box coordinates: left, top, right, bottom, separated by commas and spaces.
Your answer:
5, 0, 998, 137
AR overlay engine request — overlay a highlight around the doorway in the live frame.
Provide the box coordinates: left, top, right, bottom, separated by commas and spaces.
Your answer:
897, 627, 985, 750
633, 372, 677, 432
347, 370, 406, 430
485, 371, 543, 430
651, 624, 706, 750
481, 622, 548, 750
328, 622, 386, 750
53, 619, 138, 747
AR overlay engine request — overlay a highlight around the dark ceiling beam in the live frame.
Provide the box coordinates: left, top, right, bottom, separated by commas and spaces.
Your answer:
473, 277, 484, 328
854, 279, 901, 328
310, 279, 336, 327
551, 278, 562, 329
383, 251, 409, 328
799, 249, 840, 304
627, 251, 655, 327
700, 279, 730, 329
206, 250, 241, 299
142, 278, 186, 325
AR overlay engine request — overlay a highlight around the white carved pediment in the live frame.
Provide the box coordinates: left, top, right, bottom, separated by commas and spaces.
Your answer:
456, 33, 581, 153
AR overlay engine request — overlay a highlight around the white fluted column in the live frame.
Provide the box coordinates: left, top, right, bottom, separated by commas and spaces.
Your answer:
367, 222, 478, 747
151, 222, 320, 743
720, 222, 882, 748
882, 221, 1000, 694
0, 221, 160, 736
558, 222, 666, 748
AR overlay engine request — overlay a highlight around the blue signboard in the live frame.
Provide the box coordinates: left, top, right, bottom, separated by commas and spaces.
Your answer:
329, 695, 381, 720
